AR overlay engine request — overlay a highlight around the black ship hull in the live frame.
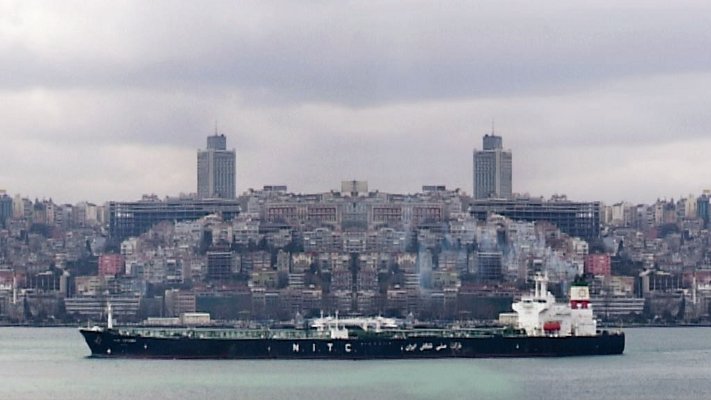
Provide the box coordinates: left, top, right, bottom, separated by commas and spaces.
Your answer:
80, 328, 624, 359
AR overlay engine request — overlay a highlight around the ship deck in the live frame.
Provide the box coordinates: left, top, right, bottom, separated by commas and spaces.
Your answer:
110, 326, 527, 340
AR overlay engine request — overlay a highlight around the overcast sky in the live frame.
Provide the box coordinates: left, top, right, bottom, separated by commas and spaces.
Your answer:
2, 1, 711, 205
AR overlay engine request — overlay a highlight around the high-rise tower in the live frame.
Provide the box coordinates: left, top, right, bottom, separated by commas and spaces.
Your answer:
473, 133, 512, 199
197, 133, 236, 199
0, 191, 12, 229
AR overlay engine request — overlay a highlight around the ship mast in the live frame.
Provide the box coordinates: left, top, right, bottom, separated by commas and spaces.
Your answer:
12, 275, 17, 305
107, 302, 113, 329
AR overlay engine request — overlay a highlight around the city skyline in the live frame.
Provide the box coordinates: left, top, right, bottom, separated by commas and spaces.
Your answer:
2, 2, 711, 204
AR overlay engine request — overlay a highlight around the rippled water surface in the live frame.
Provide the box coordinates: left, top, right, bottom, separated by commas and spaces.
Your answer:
1, 327, 709, 400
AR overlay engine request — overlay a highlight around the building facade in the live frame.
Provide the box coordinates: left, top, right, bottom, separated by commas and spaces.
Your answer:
584, 254, 611, 276
473, 133, 512, 199
469, 197, 602, 241
99, 254, 125, 277
108, 197, 241, 240
197, 134, 236, 199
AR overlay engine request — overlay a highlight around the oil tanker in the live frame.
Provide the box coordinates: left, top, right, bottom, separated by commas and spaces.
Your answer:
79, 274, 624, 359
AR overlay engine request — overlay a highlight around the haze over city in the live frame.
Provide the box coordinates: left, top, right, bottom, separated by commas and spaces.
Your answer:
2, 1, 711, 204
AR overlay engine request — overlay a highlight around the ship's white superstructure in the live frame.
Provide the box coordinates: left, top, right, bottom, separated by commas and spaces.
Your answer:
510, 273, 597, 337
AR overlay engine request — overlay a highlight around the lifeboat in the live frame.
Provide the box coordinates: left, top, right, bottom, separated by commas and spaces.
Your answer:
543, 321, 561, 332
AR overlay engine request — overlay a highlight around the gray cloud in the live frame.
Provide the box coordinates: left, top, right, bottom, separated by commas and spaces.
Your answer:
4, 2, 711, 102
1, 1, 711, 204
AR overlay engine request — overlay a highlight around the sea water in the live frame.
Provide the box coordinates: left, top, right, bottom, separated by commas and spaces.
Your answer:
1, 327, 709, 400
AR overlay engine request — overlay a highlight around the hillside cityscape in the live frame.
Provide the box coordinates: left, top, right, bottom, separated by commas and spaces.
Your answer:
0, 132, 706, 325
